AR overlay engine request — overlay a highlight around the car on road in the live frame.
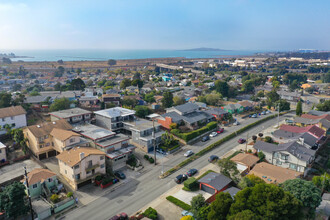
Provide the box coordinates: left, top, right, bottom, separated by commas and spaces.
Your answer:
109, 212, 128, 220
174, 174, 188, 184
181, 210, 194, 217
208, 155, 219, 162
184, 150, 194, 157
187, 168, 198, 177
114, 171, 126, 179
209, 132, 218, 137
202, 136, 210, 142
217, 128, 224, 134
238, 138, 246, 144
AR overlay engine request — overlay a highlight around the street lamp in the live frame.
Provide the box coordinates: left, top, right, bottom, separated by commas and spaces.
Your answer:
24, 166, 34, 220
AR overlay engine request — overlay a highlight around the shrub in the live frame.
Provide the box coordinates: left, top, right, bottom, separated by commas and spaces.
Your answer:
50, 194, 59, 203
144, 155, 149, 160
166, 196, 191, 210
169, 123, 177, 129
67, 192, 73, 198
184, 177, 198, 191
149, 157, 154, 164
95, 175, 102, 181
102, 177, 113, 185
171, 129, 181, 137
264, 136, 273, 143
143, 207, 158, 220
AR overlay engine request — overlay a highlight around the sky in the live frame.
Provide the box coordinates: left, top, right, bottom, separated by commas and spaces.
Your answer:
0, 0, 330, 50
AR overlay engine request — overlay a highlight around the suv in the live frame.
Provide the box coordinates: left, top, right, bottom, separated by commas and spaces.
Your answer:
208, 155, 219, 162
174, 174, 188, 184
202, 136, 210, 142
114, 171, 126, 179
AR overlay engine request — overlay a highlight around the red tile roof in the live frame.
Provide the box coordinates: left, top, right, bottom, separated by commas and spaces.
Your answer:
301, 114, 330, 121
280, 124, 325, 138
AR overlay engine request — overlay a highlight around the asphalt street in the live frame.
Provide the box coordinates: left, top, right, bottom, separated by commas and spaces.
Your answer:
64, 112, 290, 220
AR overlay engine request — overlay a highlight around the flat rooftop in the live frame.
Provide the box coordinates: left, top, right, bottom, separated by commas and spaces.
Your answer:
96, 133, 130, 147
95, 107, 135, 118
73, 124, 115, 140
124, 119, 161, 131
107, 145, 136, 159
50, 107, 92, 119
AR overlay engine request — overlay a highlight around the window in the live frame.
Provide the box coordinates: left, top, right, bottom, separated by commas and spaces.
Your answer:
0, 149, 1, 153
289, 163, 297, 170
86, 170, 91, 175
281, 154, 288, 160
88, 160, 92, 167
100, 156, 104, 160
276, 160, 282, 165
70, 138, 75, 143
46, 142, 50, 147
65, 170, 67, 174
32, 184, 37, 189
11, 123, 15, 127
10, 116, 14, 120
100, 164, 105, 168
48, 178, 52, 182
39, 144, 44, 148
74, 165, 79, 169
75, 174, 80, 180
45, 135, 49, 139
2, 118, 5, 122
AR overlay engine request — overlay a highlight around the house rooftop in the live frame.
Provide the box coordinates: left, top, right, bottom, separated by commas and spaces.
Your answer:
172, 103, 199, 114
56, 147, 106, 167
0, 142, 6, 149
49, 107, 92, 119
249, 162, 302, 184
50, 128, 80, 141
25, 168, 56, 185
0, 105, 26, 118
106, 145, 136, 159
73, 124, 115, 140
280, 124, 325, 138
94, 107, 135, 118
223, 187, 241, 199
198, 172, 232, 191
25, 119, 72, 138
124, 118, 161, 131
96, 133, 130, 148
230, 153, 259, 167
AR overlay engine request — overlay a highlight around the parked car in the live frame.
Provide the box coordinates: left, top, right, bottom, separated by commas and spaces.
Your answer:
217, 128, 224, 134
114, 171, 126, 179
209, 132, 218, 137
187, 168, 198, 177
266, 110, 271, 114
233, 121, 240, 126
251, 114, 257, 118
238, 138, 246, 144
208, 155, 219, 162
261, 111, 266, 115
184, 150, 194, 157
109, 212, 128, 220
174, 174, 188, 184
181, 210, 194, 217
202, 136, 210, 142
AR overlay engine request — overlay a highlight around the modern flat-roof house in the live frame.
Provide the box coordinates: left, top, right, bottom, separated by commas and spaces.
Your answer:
94, 107, 135, 132
73, 124, 134, 171
102, 94, 121, 106
253, 140, 315, 175
249, 162, 302, 184
0, 105, 27, 135
56, 147, 106, 190
230, 153, 259, 174
78, 96, 99, 107
0, 142, 7, 162
49, 107, 92, 125
158, 103, 215, 130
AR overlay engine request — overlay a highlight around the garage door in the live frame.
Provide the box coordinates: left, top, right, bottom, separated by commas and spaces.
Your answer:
39, 153, 47, 160
201, 184, 215, 194
47, 150, 57, 158
77, 179, 92, 189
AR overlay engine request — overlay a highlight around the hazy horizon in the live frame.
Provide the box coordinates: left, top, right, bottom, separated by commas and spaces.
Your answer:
1, 0, 330, 51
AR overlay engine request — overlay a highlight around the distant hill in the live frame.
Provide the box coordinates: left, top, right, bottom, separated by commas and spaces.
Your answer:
182, 47, 230, 51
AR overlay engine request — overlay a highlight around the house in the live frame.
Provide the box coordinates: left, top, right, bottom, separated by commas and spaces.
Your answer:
230, 153, 259, 174
277, 90, 300, 102
154, 95, 163, 104
126, 86, 139, 94
249, 162, 302, 184
50, 128, 88, 153
0, 105, 27, 135
49, 108, 92, 125
223, 104, 244, 114
32, 199, 52, 220
102, 94, 121, 106
0, 142, 6, 162
123, 119, 165, 153
223, 187, 241, 199
56, 147, 106, 190
237, 100, 257, 111
198, 172, 232, 203
23, 168, 58, 199
72, 124, 134, 171
279, 124, 325, 139
94, 107, 135, 132
158, 103, 214, 130
151, 103, 160, 110
78, 96, 99, 107
205, 107, 228, 120
253, 140, 315, 174
23, 120, 73, 160
308, 110, 330, 116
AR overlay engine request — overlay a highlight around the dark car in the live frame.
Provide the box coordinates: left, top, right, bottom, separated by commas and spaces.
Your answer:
114, 171, 126, 179
109, 212, 128, 220
174, 174, 188, 184
202, 136, 210, 142
187, 169, 198, 177
208, 155, 219, 162
238, 138, 246, 144
217, 128, 224, 134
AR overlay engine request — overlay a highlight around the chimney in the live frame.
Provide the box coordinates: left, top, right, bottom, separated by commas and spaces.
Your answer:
79, 152, 85, 160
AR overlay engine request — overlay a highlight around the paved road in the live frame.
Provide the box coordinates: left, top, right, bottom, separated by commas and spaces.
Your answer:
64, 113, 290, 220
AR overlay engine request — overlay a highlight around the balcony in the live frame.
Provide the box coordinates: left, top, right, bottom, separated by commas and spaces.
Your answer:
85, 163, 100, 172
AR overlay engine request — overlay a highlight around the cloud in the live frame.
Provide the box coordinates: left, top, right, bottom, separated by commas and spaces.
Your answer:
0, 2, 28, 12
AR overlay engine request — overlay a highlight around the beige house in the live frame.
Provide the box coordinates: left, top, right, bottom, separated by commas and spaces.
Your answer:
230, 153, 259, 174
56, 147, 106, 190
24, 119, 73, 160
50, 128, 84, 153
0, 142, 7, 162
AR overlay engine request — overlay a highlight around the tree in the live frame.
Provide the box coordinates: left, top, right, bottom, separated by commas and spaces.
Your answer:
55, 66, 65, 77
144, 93, 155, 103
120, 79, 131, 89
2, 57, 12, 64
0, 182, 29, 218
264, 136, 273, 143
312, 173, 330, 192
86, 79, 93, 87
258, 133, 263, 138
68, 78, 86, 91
121, 98, 137, 108
227, 210, 261, 220
215, 80, 229, 97
322, 72, 330, 83
134, 105, 151, 118
241, 80, 254, 93
57, 59, 64, 64
281, 179, 321, 216
296, 100, 302, 116
257, 151, 265, 161
228, 184, 302, 220
208, 192, 233, 220
252, 135, 257, 143
181, 216, 194, 220
256, 91, 264, 98
198, 205, 210, 220
12, 84, 22, 91
50, 98, 71, 111
316, 100, 330, 111
191, 194, 206, 218
218, 158, 239, 182
272, 80, 280, 89
277, 99, 290, 111
205, 93, 222, 106
266, 90, 279, 108
238, 174, 265, 189
29, 88, 40, 96
54, 82, 62, 91
76, 68, 82, 74
162, 91, 173, 108
131, 79, 144, 89
0, 93, 12, 108
107, 59, 117, 66
173, 96, 186, 106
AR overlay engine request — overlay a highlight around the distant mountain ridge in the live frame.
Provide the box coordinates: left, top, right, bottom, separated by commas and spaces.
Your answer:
182, 47, 230, 51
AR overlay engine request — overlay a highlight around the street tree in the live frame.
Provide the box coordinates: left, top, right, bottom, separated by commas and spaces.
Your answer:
218, 158, 240, 183
162, 91, 173, 108
191, 194, 206, 218
296, 100, 302, 116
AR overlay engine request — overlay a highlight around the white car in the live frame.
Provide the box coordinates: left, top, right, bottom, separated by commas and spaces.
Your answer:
233, 121, 240, 126
184, 150, 194, 157
209, 132, 218, 137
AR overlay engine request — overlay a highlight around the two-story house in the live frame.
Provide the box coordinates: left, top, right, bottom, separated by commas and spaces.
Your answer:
254, 140, 315, 175
50, 128, 88, 152
94, 107, 135, 132
56, 147, 106, 190
0, 106, 27, 135
49, 108, 92, 125
24, 120, 73, 160
158, 103, 215, 130
102, 94, 121, 106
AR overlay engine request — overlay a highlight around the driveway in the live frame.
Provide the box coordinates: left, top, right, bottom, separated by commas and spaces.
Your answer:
173, 189, 212, 205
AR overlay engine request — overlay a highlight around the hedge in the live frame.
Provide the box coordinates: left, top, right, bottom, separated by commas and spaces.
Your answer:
183, 177, 198, 191
171, 121, 217, 142
160, 112, 288, 178
166, 196, 191, 210
143, 207, 158, 220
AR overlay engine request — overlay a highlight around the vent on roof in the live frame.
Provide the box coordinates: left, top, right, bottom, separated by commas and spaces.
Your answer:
37, 125, 41, 128
53, 121, 56, 124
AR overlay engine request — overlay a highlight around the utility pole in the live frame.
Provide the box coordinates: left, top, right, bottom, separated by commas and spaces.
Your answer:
153, 119, 156, 166
24, 166, 34, 220
245, 132, 248, 153
277, 103, 280, 128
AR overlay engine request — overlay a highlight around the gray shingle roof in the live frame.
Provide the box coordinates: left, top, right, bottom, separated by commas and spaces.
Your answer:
294, 117, 319, 124
320, 118, 330, 129
198, 172, 232, 191
308, 110, 330, 116
223, 187, 241, 199
161, 110, 214, 125
205, 108, 228, 116
273, 129, 300, 139
173, 103, 199, 114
